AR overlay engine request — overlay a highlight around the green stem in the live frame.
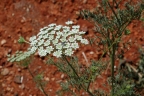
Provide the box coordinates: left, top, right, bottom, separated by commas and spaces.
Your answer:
113, 0, 119, 8
107, 1, 121, 26
28, 68, 48, 96
62, 55, 79, 78
110, 43, 116, 96
87, 89, 95, 96
62, 55, 94, 96
86, 81, 95, 96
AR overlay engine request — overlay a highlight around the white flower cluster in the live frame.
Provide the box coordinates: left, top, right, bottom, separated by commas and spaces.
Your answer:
28, 21, 89, 58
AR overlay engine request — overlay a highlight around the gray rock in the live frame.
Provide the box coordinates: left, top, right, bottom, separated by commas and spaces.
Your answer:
14, 75, 23, 84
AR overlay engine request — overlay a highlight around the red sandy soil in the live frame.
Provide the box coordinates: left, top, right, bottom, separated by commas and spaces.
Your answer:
0, 0, 144, 96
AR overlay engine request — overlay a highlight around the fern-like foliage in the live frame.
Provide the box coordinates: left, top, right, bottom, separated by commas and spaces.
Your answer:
80, 0, 143, 46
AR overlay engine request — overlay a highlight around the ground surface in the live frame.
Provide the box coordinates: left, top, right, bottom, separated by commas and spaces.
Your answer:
0, 0, 144, 96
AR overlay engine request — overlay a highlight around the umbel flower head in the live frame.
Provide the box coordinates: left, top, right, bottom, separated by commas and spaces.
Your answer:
28, 21, 89, 58
8, 21, 89, 62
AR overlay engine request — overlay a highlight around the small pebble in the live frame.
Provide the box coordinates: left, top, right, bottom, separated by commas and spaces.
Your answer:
12, 13, 15, 16
83, 0, 87, 4
1, 68, 9, 76
2, 83, 6, 87
44, 77, 49, 81
51, 0, 57, 4
89, 51, 94, 54
51, 78, 55, 81
17, 68, 21, 72
6, 87, 11, 91
7, 49, 12, 54
75, 11, 80, 15
13, 40, 17, 43
56, 80, 62, 83
49, 89, 52, 92
61, 74, 64, 79
1, 39, 6, 46
19, 84, 25, 89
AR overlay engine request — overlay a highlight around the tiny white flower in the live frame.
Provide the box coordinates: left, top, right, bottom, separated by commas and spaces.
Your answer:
63, 42, 70, 49
56, 35, 61, 39
65, 48, 74, 56
40, 27, 47, 31
30, 39, 38, 46
26, 51, 33, 56
56, 43, 63, 49
62, 33, 69, 38
38, 46, 44, 50
63, 26, 70, 29
52, 38, 59, 45
65, 21, 73, 25
38, 30, 48, 36
48, 35, 54, 40
44, 40, 50, 46
71, 42, 79, 49
42, 30, 48, 35
56, 31, 62, 36
75, 35, 82, 40
37, 31, 43, 36
68, 29, 78, 35
48, 23, 56, 27
47, 27, 54, 31
29, 36, 36, 42
38, 50, 47, 57
50, 30, 56, 34
39, 30, 48, 35
72, 25, 80, 29
46, 46, 54, 54
67, 31, 73, 36
38, 39, 44, 46
63, 29, 69, 33
61, 41, 67, 47
71, 28, 79, 32
60, 37, 67, 42
40, 26, 48, 31
79, 31, 86, 34
54, 25, 62, 30
63, 26, 70, 32
53, 50, 62, 58
43, 34, 48, 39
37, 35, 43, 40
80, 39, 89, 44
68, 36, 75, 42
38, 47, 47, 57
30, 46, 37, 53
